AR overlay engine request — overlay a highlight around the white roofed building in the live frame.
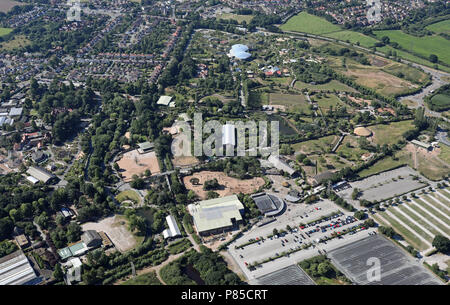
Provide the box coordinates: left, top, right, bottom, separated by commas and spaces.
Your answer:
162, 215, 182, 239
0, 250, 38, 285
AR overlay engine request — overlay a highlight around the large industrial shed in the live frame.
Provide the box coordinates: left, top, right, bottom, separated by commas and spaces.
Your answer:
188, 195, 244, 236
0, 250, 39, 285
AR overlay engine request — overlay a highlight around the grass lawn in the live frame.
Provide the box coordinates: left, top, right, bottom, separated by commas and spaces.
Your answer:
426, 19, 450, 35
217, 13, 254, 23
376, 211, 428, 251
422, 195, 450, 217
0, 35, 30, 51
292, 135, 339, 154
336, 135, 370, 162
294, 79, 357, 92
401, 99, 418, 108
369, 120, 414, 146
429, 93, 450, 112
121, 272, 161, 285
314, 94, 347, 111
428, 192, 450, 209
395, 205, 443, 238
438, 189, 450, 201
269, 93, 311, 113
387, 207, 434, 242
116, 190, 141, 204
0, 28, 12, 37
323, 30, 379, 48
438, 145, 450, 164
382, 63, 430, 85
374, 30, 450, 66
281, 12, 341, 35
357, 155, 408, 178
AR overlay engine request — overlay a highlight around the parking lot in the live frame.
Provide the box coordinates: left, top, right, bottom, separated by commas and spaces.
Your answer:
328, 234, 442, 285
339, 167, 428, 206
227, 199, 378, 281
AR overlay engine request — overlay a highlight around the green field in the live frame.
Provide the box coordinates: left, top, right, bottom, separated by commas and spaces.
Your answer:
369, 120, 414, 146
0, 28, 12, 37
116, 190, 141, 204
121, 272, 162, 285
294, 79, 357, 92
0, 35, 30, 51
426, 19, 450, 35
217, 13, 254, 23
438, 145, 450, 164
382, 63, 430, 85
323, 30, 379, 48
314, 94, 347, 111
269, 93, 311, 113
358, 155, 408, 178
281, 12, 341, 35
429, 93, 450, 112
292, 135, 339, 154
374, 30, 450, 66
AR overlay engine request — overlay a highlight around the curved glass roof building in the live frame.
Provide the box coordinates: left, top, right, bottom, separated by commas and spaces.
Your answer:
229, 44, 251, 60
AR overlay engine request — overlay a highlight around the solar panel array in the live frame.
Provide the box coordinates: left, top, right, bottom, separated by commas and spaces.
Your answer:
255, 265, 315, 285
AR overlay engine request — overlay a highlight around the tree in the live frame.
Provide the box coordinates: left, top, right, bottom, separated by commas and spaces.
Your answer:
53, 263, 64, 282
317, 262, 333, 277
429, 54, 438, 63
354, 210, 365, 220
432, 235, 450, 254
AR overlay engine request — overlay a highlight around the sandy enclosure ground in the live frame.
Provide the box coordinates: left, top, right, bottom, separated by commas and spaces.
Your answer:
117, 149, 160, 181
82, 215, 137, 252
183, 171, 265, 199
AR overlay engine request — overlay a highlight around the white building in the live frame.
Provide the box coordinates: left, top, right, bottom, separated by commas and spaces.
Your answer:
162, 215, 181, 239
0, 250, 38, 285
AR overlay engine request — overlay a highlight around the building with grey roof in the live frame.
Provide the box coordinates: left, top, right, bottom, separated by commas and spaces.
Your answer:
0, 250, 38, 285
81, 230, 102, 248
26, 166, 56, 184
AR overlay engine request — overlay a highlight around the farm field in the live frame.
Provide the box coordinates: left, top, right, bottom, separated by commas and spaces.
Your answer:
374, 30, 450, 66
369, 120, 414, 146
426, 19, 450, 35
280, 12, 341, 35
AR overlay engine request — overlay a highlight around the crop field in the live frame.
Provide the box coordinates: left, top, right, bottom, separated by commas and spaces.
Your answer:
372, 190, 450, 252
374, 30, 450, 66
426, 19, 450, 35
369, 120, 414, 146
280, 12, 341, 35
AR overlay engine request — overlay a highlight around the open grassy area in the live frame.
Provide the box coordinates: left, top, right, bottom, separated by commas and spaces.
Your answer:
314, 94, 346, 110
116, 190, 141, 204
336, 135, 371, 162
370, 120, 414, 146
404, 200, 449, 233
121, 271, 162, 285
217, 13, 254, 23
323, 30, 379, 48
428, 192, 450, 209
374, 30, 450, 66
438, 189, 450, 201
429, 93, 450, 112
357, 154, 409, 178
269, 93, 311, 113
387, 206, 434, 242
281, 12, 341, 35
0, 28, 12, 37
291, 135, 339, 154
438, 145, 450, 164
414, 199, 450, 227
294, 79, 357, 92
0, 35, 30, 51
382, 63, 430, 86
426, 19, 450, 35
